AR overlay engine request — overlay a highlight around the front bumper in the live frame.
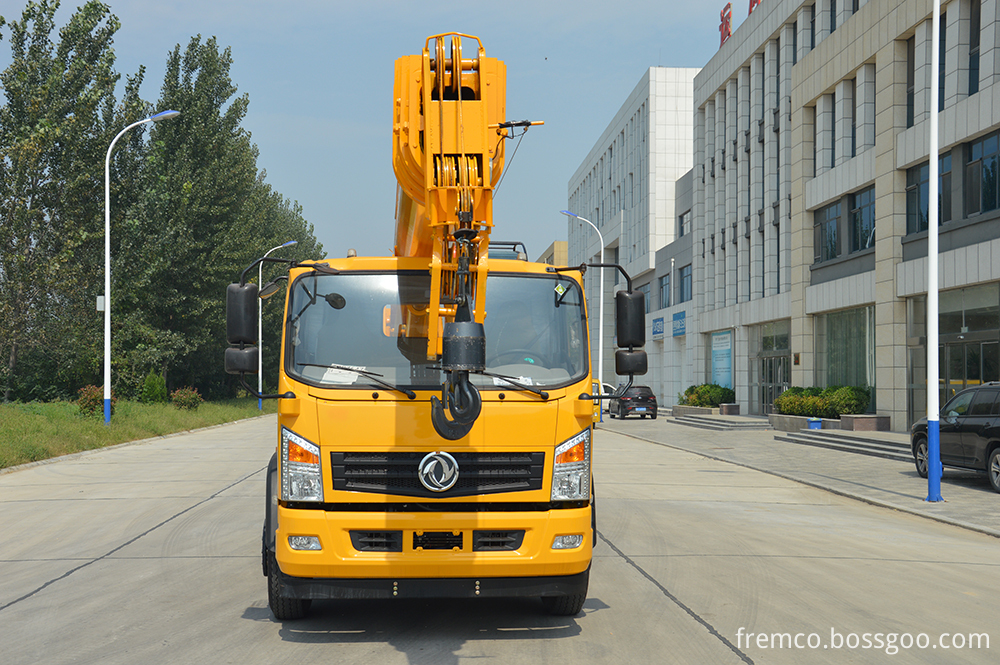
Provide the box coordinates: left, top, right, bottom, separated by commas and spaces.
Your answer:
274, 504, 592, 581
273, 565, 591, 600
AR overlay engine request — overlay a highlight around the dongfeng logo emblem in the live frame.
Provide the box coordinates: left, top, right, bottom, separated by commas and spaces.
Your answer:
418, 451, 459, 492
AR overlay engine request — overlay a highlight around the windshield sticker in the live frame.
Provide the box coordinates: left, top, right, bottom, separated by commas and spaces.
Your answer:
554, 283, 567, 296
321, 365, 366, 384
493, 375, 534, 388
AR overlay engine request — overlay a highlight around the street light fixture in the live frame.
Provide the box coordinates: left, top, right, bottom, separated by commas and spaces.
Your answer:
258, 240, 298, 409
103, 109, 181, 424
560, 210, 605, 393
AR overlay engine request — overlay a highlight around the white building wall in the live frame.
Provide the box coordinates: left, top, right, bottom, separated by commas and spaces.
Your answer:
567, 67, 698, 387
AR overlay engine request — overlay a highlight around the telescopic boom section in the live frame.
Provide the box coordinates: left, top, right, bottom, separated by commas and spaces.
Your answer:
392, 33, 507, 360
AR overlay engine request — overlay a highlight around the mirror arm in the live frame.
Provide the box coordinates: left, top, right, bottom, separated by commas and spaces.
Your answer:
238, 374, 295, 400
548, 263, 634, 292
239, 257, 298, 286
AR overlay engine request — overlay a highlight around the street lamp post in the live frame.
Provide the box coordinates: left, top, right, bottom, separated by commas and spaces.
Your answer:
104, 110, 180, 424
560, 210, 605, 394
926, 2, 944, 501
258, 240, 298, 409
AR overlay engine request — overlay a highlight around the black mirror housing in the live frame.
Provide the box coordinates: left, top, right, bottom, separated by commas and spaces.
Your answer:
225, 346, 259, 375
615, 290, 645, 348
616, 349, 647, 376
227, 283, 259, 345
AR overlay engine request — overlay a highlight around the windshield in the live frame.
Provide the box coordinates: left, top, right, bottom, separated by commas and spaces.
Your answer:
284, 271, 588, 390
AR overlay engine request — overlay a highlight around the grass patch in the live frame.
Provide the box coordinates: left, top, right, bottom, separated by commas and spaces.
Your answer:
0, 398, 277, 470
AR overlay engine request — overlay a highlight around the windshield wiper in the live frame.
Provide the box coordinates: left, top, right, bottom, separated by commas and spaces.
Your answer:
297, 363, 416, 399
475, 370, 549, 400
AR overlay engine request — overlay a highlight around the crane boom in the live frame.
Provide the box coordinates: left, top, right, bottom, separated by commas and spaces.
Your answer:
392, 33, 507, 358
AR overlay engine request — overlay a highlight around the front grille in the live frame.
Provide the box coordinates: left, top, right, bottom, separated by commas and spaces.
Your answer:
414, 531, 463, 550
473, 530, 525, 551
330, 452, 545, 498
350, 530, 403, 552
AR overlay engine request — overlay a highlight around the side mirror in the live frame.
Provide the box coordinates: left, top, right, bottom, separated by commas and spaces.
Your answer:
226, 283, 258, 376
225, 346, 259, 375
614, 289, 647, 376
615, 290, 645, 347
259, 276, 287, 300
616, 349, 648, 375
227, 283, 258, 344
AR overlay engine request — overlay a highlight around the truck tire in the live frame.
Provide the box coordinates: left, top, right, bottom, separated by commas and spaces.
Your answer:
541, 566, 589, 616
267, 551, 311, 620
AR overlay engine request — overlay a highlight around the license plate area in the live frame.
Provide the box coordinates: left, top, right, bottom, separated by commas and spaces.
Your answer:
413, 531, 463, 551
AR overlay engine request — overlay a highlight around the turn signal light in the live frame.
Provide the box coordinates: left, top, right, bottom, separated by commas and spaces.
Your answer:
288, 440, 319, 465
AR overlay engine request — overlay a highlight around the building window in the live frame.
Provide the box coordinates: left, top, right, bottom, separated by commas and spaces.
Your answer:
814, 201, 841, 263
849, 186, 875, 252
906, 37, 915, 128
971, 0, 981, 96
939, 12, 947, 111
637, 283, 651, 314
792, 21, 798, 65
810, 5, 816, 49
830, 0, 837, 33
678, 265, 693, 303
966, 132, 999, 216
815, 306, 875, 391
678, 210, 692, 237
907, 154, 952, 234
659, 274, 670, 309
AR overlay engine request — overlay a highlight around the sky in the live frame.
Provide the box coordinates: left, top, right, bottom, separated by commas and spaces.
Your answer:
1, 0, 750, 260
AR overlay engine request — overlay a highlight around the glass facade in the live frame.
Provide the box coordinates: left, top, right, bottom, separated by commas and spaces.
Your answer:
849, 186, 875, 252
659, 274, 670, 309
907, 284, 1000, 426
814, 201, 840, 263
678, 264, 693, 303
814, 306, 875, 392
906, 154, 952, 234
966, 131, 999, 216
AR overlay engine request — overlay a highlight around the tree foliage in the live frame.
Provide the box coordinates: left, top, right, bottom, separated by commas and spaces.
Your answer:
0, 3, 322, 401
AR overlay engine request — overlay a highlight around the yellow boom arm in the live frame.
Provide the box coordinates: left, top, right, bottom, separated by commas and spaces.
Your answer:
391, 33, 507, 359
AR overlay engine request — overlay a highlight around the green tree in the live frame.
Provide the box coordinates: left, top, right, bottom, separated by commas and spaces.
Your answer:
115, 36, 323, 396
0, 0, 145, 401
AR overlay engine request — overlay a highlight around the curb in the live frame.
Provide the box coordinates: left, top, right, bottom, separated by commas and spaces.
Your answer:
0, 413, 277, 476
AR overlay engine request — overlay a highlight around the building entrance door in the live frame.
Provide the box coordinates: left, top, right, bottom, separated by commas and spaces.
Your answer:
941, 340, 999, 403
750, 353, 790, 414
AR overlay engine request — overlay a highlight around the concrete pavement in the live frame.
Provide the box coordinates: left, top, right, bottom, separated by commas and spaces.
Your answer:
598, 415, 1000, 539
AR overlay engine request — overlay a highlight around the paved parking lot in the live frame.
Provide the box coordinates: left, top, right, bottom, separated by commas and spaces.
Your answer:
598, 416, 1000, 538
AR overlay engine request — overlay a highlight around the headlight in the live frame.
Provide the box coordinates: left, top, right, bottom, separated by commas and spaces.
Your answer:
551, 427, 590, 501
281, 427, 323, 502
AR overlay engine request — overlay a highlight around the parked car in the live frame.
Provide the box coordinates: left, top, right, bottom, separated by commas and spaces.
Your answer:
609, 385, 657, 420
600, 382, 615, 412
910, 382, 1000, 493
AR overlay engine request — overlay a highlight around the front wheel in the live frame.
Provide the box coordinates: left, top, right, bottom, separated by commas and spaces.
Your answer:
267, 551, 311, 620
913, 437, 928, 479
988, 448, 1000, 494
541, 569, 589, 616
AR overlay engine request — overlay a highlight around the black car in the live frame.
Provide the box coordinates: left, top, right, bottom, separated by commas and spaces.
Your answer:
609, 385, 657, 420
910, 382, 1000, 493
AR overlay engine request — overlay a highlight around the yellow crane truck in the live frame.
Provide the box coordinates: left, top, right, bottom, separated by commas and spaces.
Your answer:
224, 33, 647, 620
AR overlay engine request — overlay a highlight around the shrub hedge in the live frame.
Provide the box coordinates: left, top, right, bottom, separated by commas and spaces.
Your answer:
773, 385, 870, 418
679, 384, 736, 408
